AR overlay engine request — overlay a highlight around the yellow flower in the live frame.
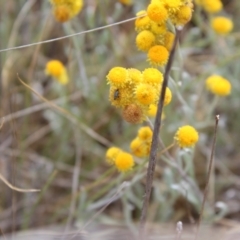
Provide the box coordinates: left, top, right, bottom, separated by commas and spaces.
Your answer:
128, 68, 143, 85
202, 0, 222, 13
137, 126, 153, 141
115, 151, 134, 172
142, 68, 163, 86
53, 5, 71, 22
150, 21, 167, 35
106, 147, 121, 164
148, 45, 169, 66
45, 60, 64, 77
107, 67, 129, 87
174, 5, 193, 26
135, 10, 151, 32
211, 17, 233, 35
136, 30, 156, 51
147, 2, 168, 23
130, 138, 150, 157
109, 85, 134, 108
50, 0, 83, 22
135, 83, 158, 105
122, 104, 144, 124
206, 75, 231, 96
163, 31, 175, 51
70, 0, 83, 16
45, 60, 69, 85
175, 125, 199, 148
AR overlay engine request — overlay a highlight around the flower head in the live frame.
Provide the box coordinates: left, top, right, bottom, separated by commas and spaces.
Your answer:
150, 22, 167, 35
136, 30, 156, 51
106, 147, 121, 164
135, 11, 151, 32
115, 151, 134, 172
109, 85, 134, 108
175, 125, 199, 148
135, 83, 158, 105
107, 67, 129, 87
206, 75, 231, 96
174, 5, 193, 26
122, 104, 144, 124
137, 126, 153, 141
202, 0, 222, 13
142, 68, 163, 86
148, 45, 169, 66
162, 0, 182, 12
128, 68, 142, 85
50, 0, 83, 22
211, 17, 233, 35
147, 2, 168, 23
53, 5, 71, 22
45, 60, 64, 77
45, 60, 69, 84
130, 138, 150, 157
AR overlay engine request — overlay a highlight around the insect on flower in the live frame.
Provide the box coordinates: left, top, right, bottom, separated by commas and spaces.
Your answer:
114, 89, 120, 100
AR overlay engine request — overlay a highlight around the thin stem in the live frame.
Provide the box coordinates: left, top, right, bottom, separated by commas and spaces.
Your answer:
194, 115, 219, 240
0, 15, 145, 53
158, 142, 175, 155
139, 29, 180, 235
0, 173, 40, 193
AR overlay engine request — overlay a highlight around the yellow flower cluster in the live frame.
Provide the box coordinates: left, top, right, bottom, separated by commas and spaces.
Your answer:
49, 0, 83, 22
106, 67, 172, 123
45, 60, 69, 85
130, 126, 153, 157
105, 147, 134, 172
175, 125, 199, 148
135, 0, 193, 66
205, 75, 231, 96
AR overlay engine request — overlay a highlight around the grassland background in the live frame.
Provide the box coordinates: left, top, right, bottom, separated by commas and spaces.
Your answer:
0, 0, 240, 239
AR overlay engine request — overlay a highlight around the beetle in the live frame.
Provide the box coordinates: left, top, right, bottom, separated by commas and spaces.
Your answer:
114, 89, 120, 100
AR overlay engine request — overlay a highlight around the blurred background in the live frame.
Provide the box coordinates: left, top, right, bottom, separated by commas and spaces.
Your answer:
0, 0, 240, 239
